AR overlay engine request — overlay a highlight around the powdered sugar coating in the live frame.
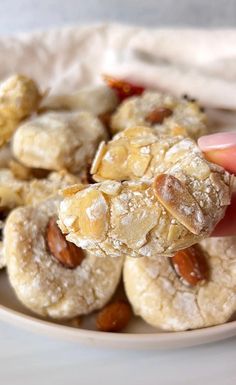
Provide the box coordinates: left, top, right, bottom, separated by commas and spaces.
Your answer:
124, 236, 236, 331
59, 129, 232, 258
4, 198, 123, 319
0, 169, 80, 270
58, 165, 230, 258
111, 91, 207, 139
13, 110, 107, 173
92, 128, 231, 204
0, 168, 80, 210
0, 74, 42, 147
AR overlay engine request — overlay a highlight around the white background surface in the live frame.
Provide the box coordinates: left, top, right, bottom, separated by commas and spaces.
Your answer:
1, 1, 236, 384
1, 318, 236, 385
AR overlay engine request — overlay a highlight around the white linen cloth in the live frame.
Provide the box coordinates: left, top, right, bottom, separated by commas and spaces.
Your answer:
0, 24, 235, 121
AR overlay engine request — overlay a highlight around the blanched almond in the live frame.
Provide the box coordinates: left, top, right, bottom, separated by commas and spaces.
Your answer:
97, 144, 128, 180
62, 184, 85, 197
77, 189, 108, 240
122, 126, 153, 138
127, 150, 151, 177
153, 174, 205, 235
90, 141, 107, 175
112, 207, 158, 249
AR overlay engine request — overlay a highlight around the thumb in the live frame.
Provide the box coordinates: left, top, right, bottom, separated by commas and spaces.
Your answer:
198, 132, 236, 174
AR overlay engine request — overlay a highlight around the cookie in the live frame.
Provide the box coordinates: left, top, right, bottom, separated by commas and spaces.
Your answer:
13, 111, 107, 173
59, 128, 232, 258
0, 74, 41, 146
42, 85, 118, 116
4, 198, 123, 319
0, 169, 79, 270
123, 237, 236, 331
92, 126, 224, 183
0, 168, 79, 211
111, 91, 207, 139
0, 169, 26, 210
58, 166, 231, 258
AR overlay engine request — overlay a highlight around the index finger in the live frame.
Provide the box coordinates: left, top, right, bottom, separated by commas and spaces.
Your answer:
198, 133, 236, 174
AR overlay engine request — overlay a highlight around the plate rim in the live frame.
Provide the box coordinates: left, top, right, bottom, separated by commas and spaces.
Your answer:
0, 303, 236, 349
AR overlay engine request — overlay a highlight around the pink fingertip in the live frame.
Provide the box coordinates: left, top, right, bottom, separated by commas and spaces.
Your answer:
198, 132, 236, 151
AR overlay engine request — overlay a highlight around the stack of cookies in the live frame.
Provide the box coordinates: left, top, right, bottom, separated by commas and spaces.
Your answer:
1, 74, 234, 332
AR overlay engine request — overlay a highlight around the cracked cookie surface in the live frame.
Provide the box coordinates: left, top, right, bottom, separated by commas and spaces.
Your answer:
111, 91, 207, 139
0, 168, 79, 210
4, 198, 123, 319
59, 128, 232, 258
0, 169, 80, 269
0, 74, 41, 146
92, 126, 230, 186
13, 110, 107, 173
58, 165, 231, 258
123, 237, 236, 331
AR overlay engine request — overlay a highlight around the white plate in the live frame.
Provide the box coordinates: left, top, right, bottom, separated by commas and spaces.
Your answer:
1, 269, 236, 349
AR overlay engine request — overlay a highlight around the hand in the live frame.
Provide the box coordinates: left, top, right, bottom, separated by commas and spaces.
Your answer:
198, 132, 236, 236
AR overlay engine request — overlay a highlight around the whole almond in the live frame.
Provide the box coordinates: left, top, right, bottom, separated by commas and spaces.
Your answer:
146, 107, 172, 124
96, 300, 132, 332
153, 174, 205, 235
171, 245, 209, 286
46, 217, 85, 269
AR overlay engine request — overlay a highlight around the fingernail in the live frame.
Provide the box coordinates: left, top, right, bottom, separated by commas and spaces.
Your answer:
198, 132, 236, 151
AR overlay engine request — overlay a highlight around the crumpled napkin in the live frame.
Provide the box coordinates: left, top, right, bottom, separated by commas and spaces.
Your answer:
0, 24, 236, 115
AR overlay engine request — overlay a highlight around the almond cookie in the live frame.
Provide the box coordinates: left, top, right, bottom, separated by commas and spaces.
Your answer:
92, 126, 221, 183
58, 167, 231, 258
111, 91, 207, 139
4, 198, 123, 319
12, 110, 107, 173
0, 169, 79, 269
0, 74, 41, 146
0, 168, 79, 211
0, 168, 79, 265
123, 237, 236, 331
